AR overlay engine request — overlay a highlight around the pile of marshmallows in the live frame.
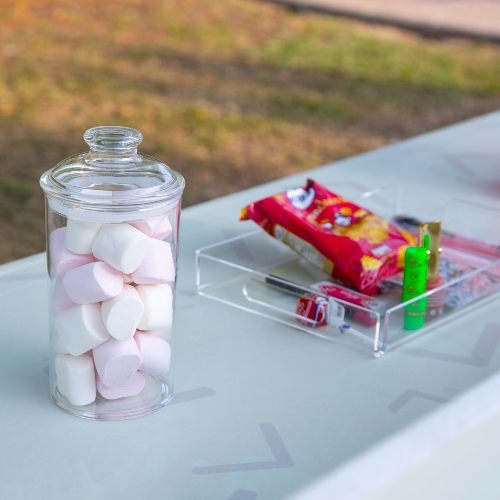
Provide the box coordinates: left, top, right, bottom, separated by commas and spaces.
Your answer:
50, 214, 174, 406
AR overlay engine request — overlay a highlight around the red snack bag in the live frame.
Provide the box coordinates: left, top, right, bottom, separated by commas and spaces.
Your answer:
240, 179, 414, 296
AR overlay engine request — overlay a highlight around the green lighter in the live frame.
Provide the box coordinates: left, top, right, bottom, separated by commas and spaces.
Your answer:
402, 235, 430, 330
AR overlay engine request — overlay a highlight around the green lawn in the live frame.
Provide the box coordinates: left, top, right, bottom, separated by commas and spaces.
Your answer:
1, 0, 500, 262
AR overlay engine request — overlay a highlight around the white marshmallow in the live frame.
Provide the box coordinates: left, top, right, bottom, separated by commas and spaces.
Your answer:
131, 239, 175, 285
101, 285, 144, 341
53, 330, 69, 355
96, 371, 145, 400
55, 354, 96, 406
49, 227, 93, 276
92, 224, 151, 274
93, 337, 142, 388
136, 284, 173, 331
135, 332, 171, 375
63, 261, 123, 304
52, 276, 75, 316
55, 303, 111, 356
66, 219, 103, 254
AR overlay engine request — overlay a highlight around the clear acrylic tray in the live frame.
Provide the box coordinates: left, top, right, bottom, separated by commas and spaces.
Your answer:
195, 186, 500, 357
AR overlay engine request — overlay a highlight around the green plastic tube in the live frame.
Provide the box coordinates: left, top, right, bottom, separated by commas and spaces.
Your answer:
402, 236, 429, 330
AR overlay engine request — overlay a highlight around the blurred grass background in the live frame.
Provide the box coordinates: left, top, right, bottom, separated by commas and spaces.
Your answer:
1, 0, 500, 263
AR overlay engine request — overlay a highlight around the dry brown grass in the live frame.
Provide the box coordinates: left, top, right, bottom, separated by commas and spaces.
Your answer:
1, 0, 500, 263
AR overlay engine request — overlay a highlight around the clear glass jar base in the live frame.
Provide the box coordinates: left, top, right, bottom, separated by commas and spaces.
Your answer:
51, 375, 172, 420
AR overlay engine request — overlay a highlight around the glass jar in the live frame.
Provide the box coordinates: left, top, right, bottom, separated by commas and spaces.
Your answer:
40, 126, 185, 420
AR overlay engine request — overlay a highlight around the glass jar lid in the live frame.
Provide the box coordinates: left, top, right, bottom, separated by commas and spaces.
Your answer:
40, 126, 185, 222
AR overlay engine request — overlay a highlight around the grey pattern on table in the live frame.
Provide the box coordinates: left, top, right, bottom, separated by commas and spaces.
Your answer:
388, 389, 448, 413
192, 422, 294, 474
399, 323, 500, 366
169, 387, 216, 405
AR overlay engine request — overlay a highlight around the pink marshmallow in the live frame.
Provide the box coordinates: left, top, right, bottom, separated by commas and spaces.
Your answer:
152, 216, 172, 240
96, 370, 145, 400
131, 215, 172, 240
52, 276, 76, 316
130, 217, 162, 237
131, 239, 175, 285
49, 227, 93, 276
93, 337, 142, 388
136, 328, 171, 339
63, 262, 123, 304
135, 332, 171, 375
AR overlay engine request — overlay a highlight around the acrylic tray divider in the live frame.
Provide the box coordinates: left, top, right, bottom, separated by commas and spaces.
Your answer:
195, 185, 500, 357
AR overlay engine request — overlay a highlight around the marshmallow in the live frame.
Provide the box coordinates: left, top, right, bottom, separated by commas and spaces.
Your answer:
135, 332, 171, 375
50, 227, 93, 276
137, 328, 171, 340
136, 284, 173, 331
55, 354, 96, 406
55, 303, 111, 356
152, 215, 173, 240
96, 371, 145, 400
151, 216, 172, 240
131, 239, 175, 285
130, 217, 163, 237
101, 285, 144, 341
66, 219, 103, 255
52, 276, 76, 316
93, 337, 142, 388
130, 215, 173, 240
92, 223, 151, 274
123, 274, 134, 284
63, 261, 123, 304
53, 329, 69, 354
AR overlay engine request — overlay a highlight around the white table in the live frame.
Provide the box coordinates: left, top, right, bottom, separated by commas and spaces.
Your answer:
2, 111, 500, 499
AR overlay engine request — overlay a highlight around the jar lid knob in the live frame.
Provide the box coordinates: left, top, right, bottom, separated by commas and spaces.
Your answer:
84, 126, 143, 153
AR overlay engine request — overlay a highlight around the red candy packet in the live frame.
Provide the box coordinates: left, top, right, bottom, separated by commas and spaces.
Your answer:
296, 293, 329, 327
240, 179, 414, 296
